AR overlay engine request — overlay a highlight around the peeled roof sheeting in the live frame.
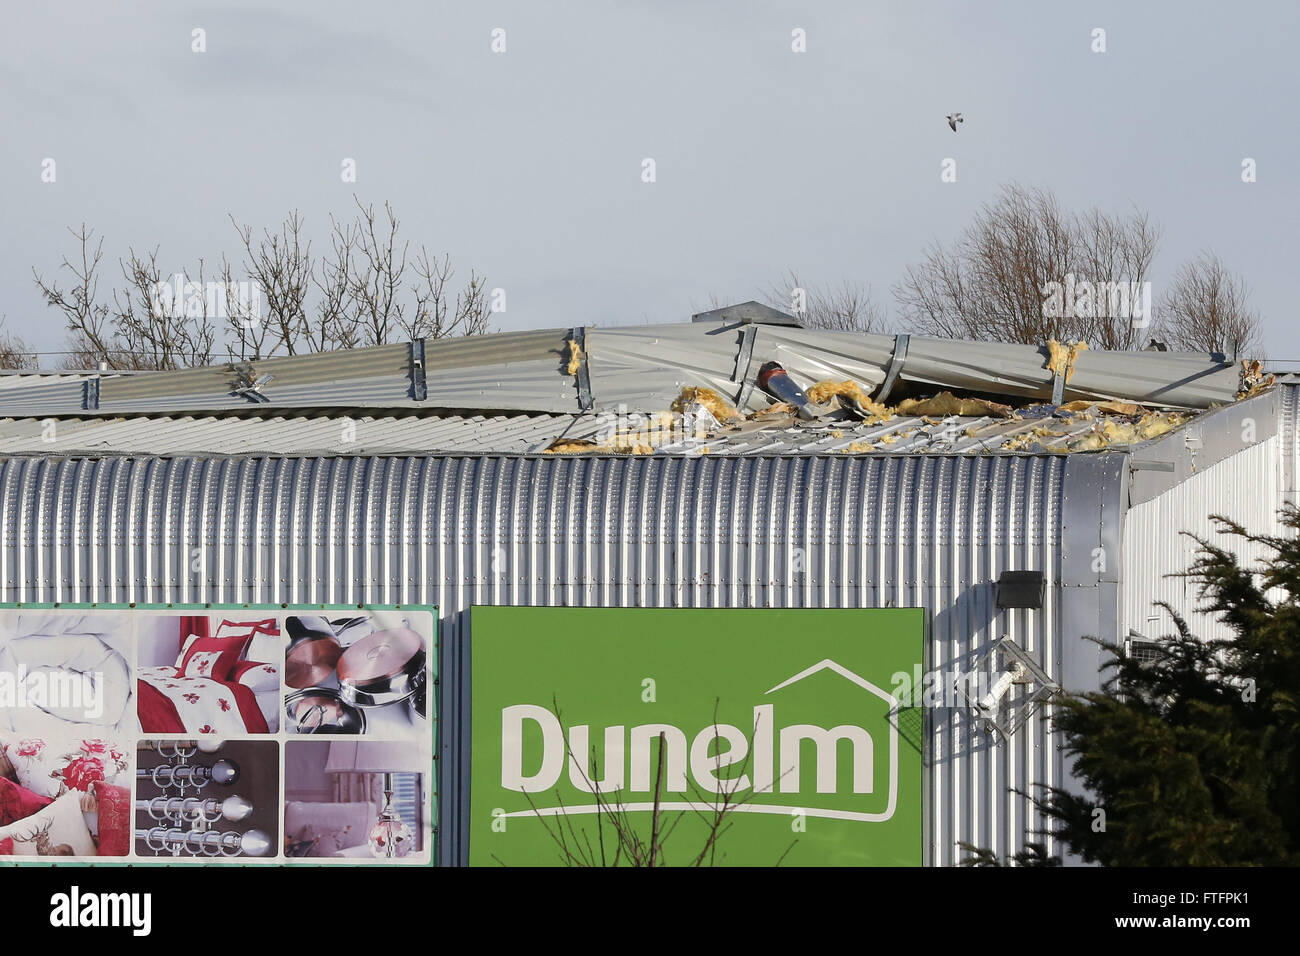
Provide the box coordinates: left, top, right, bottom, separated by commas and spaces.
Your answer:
0, 322, 1245, 416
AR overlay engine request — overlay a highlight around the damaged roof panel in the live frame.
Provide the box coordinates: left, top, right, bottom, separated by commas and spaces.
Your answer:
0, 319, 1263, 433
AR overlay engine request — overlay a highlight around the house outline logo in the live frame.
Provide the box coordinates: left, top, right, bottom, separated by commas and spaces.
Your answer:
762, 658, 901, 823
497, 657, 902, 823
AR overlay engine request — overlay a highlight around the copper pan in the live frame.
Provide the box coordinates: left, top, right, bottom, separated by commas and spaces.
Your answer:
284, 616, 342, 689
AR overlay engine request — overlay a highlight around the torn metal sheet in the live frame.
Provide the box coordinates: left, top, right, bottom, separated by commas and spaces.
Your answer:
0, 319, 1256, 418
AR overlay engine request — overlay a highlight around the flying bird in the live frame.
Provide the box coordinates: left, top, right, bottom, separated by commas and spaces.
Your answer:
946, 112, 963, 131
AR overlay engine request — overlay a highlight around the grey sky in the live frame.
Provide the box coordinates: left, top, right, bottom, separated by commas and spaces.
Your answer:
2, 1, 1296, 364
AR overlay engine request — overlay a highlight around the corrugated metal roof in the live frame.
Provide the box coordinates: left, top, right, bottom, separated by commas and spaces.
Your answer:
0, 413, 594, 456
0, 404, 1189, 457
1, 321, 1253, 417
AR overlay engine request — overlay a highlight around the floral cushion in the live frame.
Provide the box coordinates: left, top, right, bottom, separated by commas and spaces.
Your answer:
178, 633, 253, 682
1, 735, 130, 799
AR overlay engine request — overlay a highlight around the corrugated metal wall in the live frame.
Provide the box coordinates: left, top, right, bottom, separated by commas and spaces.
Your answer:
1121, 435, 1282, 644
0, 452, 1074, 866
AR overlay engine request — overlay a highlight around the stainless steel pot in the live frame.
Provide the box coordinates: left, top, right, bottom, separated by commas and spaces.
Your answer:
284, 687, 366, 734
337, 627, 425, 708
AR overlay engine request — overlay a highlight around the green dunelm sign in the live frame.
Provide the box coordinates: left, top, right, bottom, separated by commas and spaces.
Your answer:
470, 607, 924, 866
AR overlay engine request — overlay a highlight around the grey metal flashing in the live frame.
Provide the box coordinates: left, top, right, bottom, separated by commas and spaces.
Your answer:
1058, 451, 1126, 866
1283, 384, 1299, 507
1051, 368, 1067, 406
733, 324, 758, 409
1060, 452, 1125, 692
410, 339, 428, 402
691, 300, 801, 327
876, 334, 910, 403
1125, 387, 1280, 505
569, 326, 593, 412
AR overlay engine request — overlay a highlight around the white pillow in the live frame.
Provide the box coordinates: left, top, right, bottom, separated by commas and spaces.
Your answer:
285, 801, 377, 857
0, 790, 97, 857
246, 632, 282, 666
174, 633, 201, 669
237, 662, 281, 693
214, 620, 281, 668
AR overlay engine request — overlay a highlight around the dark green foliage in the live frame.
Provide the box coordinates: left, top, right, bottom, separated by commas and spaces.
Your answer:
965, 507, 1300, 866
958, 842, 1061, 867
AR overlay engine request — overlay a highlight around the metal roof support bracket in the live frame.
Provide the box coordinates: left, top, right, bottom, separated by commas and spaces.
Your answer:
569, 326, 593, 412
83, 377, 101, 411
1051, 368, 1066, 405
409, 338, 428, 402
733, 324, 758, 410
876, 334, 910, 404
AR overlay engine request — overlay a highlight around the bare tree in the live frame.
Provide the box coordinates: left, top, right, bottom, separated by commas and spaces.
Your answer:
1154, 251, 1261, 359
33, 224, 115, 367
501, 698, 796, 868
763, 270, 889, 333
894, 184, 1160, 349
226, 211, 313, 360
35, 226, 218, 370
34, 202, 492, 370
0, 316, 38, 370
115, 247, 217, 369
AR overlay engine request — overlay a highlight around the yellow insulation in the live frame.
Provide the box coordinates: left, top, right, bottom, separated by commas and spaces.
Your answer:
896, 392, 1013, 418
546, 438, 654, 455
805, 379, 887, 414
1237, 359, 1276, 400
749, 402, 797, 422
1045, 339, 1089, 382
672, 387, 741, 423
1058, 399, 1143, 416
565, 338, 584, 376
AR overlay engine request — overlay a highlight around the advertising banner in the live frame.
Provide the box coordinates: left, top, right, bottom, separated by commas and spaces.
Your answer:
0, 605, 436, 865
470, 607, 924, 866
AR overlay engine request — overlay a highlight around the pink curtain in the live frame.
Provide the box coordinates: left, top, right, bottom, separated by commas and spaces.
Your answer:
332, 772, 384, 806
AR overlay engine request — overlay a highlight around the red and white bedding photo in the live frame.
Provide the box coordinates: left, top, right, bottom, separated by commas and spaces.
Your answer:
1, 613, 136, 857
0, 734, 132, 857
136, 617, 281, 735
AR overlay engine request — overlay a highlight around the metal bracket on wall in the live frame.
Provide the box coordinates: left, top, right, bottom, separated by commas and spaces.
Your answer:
1051, 368, 1067, 406
876, 334, 910, 404
569, 326, 593, 412
83, 377, 101, 411
957, 635, 1060, 740
409, 338, 428, 402
733, 324, 758, 410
